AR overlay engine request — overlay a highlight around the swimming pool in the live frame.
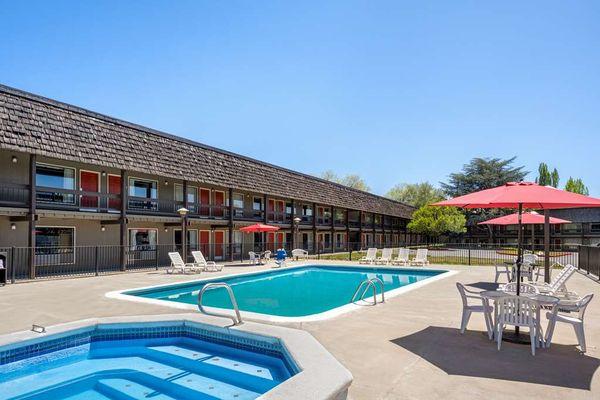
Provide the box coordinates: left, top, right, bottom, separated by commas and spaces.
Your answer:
113, 265, 452, 322
0, 321, 297, 400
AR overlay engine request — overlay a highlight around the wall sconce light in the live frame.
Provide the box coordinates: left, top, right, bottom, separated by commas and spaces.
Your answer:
164, 180, 169, 186
10, 223, 16, 230
101, 171, 106, 177
164, 227, 168, 232
101, 225, 106, 232
11, 155, 18, 164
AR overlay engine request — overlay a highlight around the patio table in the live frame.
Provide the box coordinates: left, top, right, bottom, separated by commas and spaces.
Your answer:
481, 290, 560, 347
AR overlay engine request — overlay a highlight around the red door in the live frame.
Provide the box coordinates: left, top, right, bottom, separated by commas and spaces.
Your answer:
277, 201, 284, 222
108, 175, 121, 211
199, 230, 210, 256
267, 200, 275, 221
200, 189, 210, 216
276, 232, 285, 249
214, 192, 224, 217
80, 171, 99, 209
214, 231, 224, 258
267, 232, 275, 251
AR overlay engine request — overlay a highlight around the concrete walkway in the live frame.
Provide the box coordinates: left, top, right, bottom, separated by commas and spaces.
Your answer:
1, 262, 599, 399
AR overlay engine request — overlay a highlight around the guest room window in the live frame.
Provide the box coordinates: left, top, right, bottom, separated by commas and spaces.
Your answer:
36, 164, 76, 205
35, 227, 75, 265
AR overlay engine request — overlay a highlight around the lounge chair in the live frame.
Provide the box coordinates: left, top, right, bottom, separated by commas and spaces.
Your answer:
410, 248, 429, 266
291, 248, 309, 260
359, 248, 377, 264
545, 294, 594, 352
375, 248, 393, 265
391, 248, 410, 266
456, 283, 493, 339
274, 248, 287, 268
532, 264, 577, 296
167, 252, 201, 274
191, 250, 222, 272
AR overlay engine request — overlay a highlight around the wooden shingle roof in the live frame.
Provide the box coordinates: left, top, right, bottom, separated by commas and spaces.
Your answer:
0, 84, 414, 218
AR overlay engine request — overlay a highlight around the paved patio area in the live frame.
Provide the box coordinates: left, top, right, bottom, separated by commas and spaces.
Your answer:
1, 262, 599, 399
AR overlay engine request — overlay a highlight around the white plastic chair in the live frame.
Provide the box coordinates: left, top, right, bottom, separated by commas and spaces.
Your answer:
167, 252, 201, 274
521, 253, 539, 281
191, 250, 222, 272
410, 248, 428, 266
391, 248, 410, 266
494, 263, 512, 283
545, 294, 594, 352
456, 283, 494, 339
497, 295, 539, 355
502, 282, 540, 295
291, 248, 309, 260
248, 251, 258, 265
263, 250, 272, 262
376, 248, 393, 265
359, 248, 377, 264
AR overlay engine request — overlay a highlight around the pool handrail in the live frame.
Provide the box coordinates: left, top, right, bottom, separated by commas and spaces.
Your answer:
351, 277, 385, 305
198, 282, 243, 326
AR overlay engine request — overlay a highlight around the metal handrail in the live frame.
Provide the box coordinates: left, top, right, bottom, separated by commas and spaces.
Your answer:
198, 282, 243, 326
351, 277, 385, 305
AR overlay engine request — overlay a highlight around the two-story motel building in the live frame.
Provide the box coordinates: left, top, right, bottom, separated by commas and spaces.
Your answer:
0, 85, 414, 279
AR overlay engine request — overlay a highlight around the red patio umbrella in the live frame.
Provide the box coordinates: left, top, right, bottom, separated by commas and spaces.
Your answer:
433, 182, 600, 294
239, 223, 280, 233
477, 211, 570, 226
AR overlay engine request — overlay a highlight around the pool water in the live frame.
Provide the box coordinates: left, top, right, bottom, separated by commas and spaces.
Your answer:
0, 326, 294, 400
129, 266, 445, 317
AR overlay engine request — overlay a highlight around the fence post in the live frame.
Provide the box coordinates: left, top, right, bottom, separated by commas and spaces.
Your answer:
94, 246, 99, 276
10, 246, 15, 284
155, 247, 159, 271
468, 245, 471, 266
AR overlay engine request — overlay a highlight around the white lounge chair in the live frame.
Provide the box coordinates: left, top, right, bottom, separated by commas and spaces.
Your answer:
410, 249, 429, 266
291, 248, 309, 260
191, 250, 222, 272
545, 294, 594, 353
391, 248, 410, 266
497, 295, 539, 355
456, 283, 493, 339
167, 252, 201, 274
359, 248, 377, 264
375, 248, 393, 265
533, 264, 577, 296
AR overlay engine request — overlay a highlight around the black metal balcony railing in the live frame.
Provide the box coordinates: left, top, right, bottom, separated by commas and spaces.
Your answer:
266, 212, 291, 224
0, 183, 29, 207
299, 215, 313, 225
233, 208, 264, 221
348, 220, 360, 228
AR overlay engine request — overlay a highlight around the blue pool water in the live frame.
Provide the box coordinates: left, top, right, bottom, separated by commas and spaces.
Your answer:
128, 266, 445, 317
0, 323, 295, 400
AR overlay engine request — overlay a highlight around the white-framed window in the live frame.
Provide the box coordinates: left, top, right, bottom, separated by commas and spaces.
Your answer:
128, 178, 158, 211
36, 163, 77, 205
35, 226, 75, 265
128, 228, 158, 250
174, 229, 199, 252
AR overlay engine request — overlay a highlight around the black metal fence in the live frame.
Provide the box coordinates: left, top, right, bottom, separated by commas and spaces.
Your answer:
0, 241, 589, 283
578, 245, 600, 278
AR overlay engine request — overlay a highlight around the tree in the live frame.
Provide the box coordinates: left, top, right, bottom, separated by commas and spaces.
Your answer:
441, 157, 528, 198
535, 163, 559, 187
386, 182, 445, 208
565, 177, 589, 195
407, 206, 466, 238
320, 170, 370, 192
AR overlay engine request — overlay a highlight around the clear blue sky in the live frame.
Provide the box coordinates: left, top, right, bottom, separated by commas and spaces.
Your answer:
1, 1, 599, 195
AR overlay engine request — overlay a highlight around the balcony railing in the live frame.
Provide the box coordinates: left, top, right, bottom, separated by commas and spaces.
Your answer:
267, 212, 291, 224
233, 208, 264, 221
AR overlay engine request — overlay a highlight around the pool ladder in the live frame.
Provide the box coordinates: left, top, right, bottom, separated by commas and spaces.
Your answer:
197, 283, 243, 326
351, 277, 385, 305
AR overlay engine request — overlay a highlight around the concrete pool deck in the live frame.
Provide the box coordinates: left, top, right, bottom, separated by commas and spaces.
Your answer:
1, 261, 599, 399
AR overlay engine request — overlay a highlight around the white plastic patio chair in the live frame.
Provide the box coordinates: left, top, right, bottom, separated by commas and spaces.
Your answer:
191, 250, 222, 272
545, 294, 593, 353
248, 251, 259, 265
456, 283, 493, 339
502, 282, 540, 295
391, 248, 410, 266
521, 253, 539, 281
494, 263, 512, 283
410, 248, 429, 266
359, 248, 377, 264
291, 248, 309, 260
167, 252, 201, 274
497, 295, 539, 355
375, 248, 393, 265
263, 250, 272, 262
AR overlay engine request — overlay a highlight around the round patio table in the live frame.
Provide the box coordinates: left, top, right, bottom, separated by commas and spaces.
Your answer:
480, 290, 560, 346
